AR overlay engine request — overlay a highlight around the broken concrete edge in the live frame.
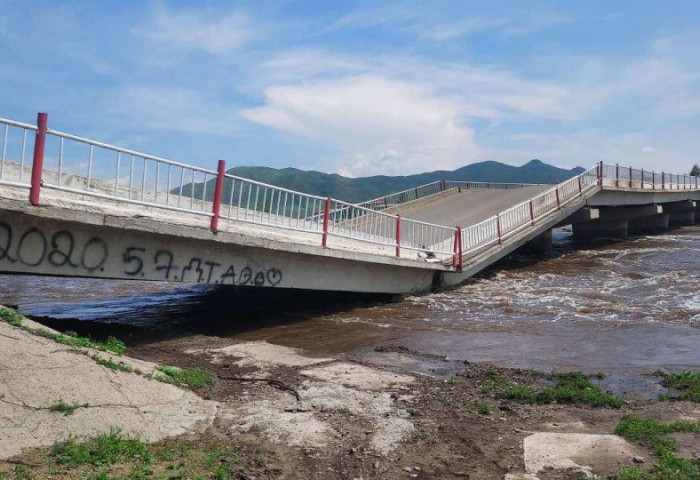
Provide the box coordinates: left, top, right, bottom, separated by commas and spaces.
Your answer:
0, 304, 203, 391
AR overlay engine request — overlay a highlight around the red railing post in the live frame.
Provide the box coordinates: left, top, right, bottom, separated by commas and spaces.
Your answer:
662, 172, 665, 189
29, 112, 48, 206
457, 227, 463, 269
615, 163, 619, 187
395, 215, 401, 257
629, 166, 632, 188
496, 214, 502, 245
598, 161, 603, 186
529, 200, 535, 225
452, 227, 463, 269
321, 196, 331, 247
210, 159, 226, 232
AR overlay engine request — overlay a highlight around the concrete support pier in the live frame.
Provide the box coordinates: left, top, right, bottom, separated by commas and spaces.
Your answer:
629, 213, 670, 234
573, 219, 629, 240
665, 200, 696, 226
521, 229, 553, 255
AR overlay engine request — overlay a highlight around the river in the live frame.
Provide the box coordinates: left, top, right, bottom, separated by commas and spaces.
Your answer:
1, 226, 699, 374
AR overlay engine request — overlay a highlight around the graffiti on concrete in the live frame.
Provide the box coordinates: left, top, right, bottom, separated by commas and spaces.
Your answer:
0, 221, 283, 286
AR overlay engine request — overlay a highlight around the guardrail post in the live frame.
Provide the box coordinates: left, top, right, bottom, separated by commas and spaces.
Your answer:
395, 215, 401, 257
652, 171, 655, 190
29, 112, 48, 206
641, 169, 644, 189
615, 164, 619, 187
321, 195, 331, 247
210, 160, 226, 232
452, 227, 463, 269
529, 200, 535, 225
597, 161, 603, 186
497, 214, 502, 245
577, 176, 582, 195
662, 172, 665, 189
555, 187, 561, 209
629, 166, 632, 188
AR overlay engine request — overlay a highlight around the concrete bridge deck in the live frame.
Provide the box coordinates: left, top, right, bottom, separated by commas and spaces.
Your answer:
1, 113, 700, 294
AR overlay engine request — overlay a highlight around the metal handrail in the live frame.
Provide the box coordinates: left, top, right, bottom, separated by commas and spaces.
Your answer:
3, 114, 700, 269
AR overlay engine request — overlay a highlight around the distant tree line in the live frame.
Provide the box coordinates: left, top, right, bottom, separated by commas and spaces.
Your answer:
691, 164, 700, 176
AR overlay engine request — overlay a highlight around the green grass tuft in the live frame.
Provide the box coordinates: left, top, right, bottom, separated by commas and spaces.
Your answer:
474, 401, 492, 415
1, 306, 126, 355
155, 365, 216, 389
48, 400, 87, 416
91, 354, 136, 373
613, 415, 700, 480
482, 370, 623, 408
53, 428, 149, 467
0, 306, 24, 327
660, 371, 700, 403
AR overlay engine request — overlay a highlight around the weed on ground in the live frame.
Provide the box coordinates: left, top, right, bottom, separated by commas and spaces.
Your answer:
613, 415, 700, 480
481, 369, 623, 408
154, 365, 216, 390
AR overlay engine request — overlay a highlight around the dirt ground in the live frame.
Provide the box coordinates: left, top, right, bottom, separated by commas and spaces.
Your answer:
3, 326, 697, 480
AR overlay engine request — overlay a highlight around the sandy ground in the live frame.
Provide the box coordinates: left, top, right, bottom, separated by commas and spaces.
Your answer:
1, 309, 699, 479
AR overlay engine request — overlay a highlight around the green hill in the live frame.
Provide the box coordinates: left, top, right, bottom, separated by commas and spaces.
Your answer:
201, 159, 584, 204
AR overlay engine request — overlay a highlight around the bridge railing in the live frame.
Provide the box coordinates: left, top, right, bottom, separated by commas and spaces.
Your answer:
601, 163, 700, 190
217, 171, 457, 258
358, 179, 541, 212
5, 113, 700, 270
460, 166, 600, 256
357, 181, 444, 211
41, 127, 220, 218
0, 118, 38, 189
445, 180, 540, 190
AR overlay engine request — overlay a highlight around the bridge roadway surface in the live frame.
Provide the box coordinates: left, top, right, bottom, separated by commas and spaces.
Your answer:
388, 186, 551, 227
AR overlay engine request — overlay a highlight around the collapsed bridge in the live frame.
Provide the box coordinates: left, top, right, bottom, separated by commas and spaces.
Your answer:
1, 113, 699, 294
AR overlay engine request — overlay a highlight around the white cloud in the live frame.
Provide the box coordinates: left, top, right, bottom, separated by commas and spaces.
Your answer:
242, 75, 478, 176
139, 6, 258, 55
103, 86, 243, 136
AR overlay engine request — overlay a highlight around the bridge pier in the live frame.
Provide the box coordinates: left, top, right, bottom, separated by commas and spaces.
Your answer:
629, 213, 670, 234
665, 200, 696, 226
520, 229, 553, 255
572, 219, 629, 240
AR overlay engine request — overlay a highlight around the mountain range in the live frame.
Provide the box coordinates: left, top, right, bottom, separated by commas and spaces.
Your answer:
218, 159, 585, 203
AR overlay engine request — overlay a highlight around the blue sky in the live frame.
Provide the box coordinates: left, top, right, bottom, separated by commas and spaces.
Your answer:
1, 0, 699, 177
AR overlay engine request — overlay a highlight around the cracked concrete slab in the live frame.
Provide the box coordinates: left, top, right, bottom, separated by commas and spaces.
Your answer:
522, 432, 647, 477
187, 341, 332, 369
300, 362, 415, 391
0, 315, 218, 460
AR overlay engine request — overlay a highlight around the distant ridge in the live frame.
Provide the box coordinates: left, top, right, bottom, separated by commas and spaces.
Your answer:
222, 159, 585, 204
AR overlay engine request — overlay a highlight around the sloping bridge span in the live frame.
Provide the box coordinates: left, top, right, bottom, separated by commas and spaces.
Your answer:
1, 113, 700, 294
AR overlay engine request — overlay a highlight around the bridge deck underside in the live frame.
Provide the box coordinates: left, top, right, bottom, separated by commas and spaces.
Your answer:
390, 186, 552, 229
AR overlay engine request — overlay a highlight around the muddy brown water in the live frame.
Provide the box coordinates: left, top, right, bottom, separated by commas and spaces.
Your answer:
1, 226, 699, 378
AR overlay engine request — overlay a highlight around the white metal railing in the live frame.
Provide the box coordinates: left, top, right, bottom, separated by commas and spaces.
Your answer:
42, 127, 219, 218
0, 118, 37, 188
358, 179, 541, 212
445, 180, 540, 190
358, 181, 444, 210
460, 166, 600, 256
3, 113, 700, 271
601, 163, 700, 190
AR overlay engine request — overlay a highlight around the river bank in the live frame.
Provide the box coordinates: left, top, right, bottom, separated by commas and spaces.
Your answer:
2, 306, 699, 479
